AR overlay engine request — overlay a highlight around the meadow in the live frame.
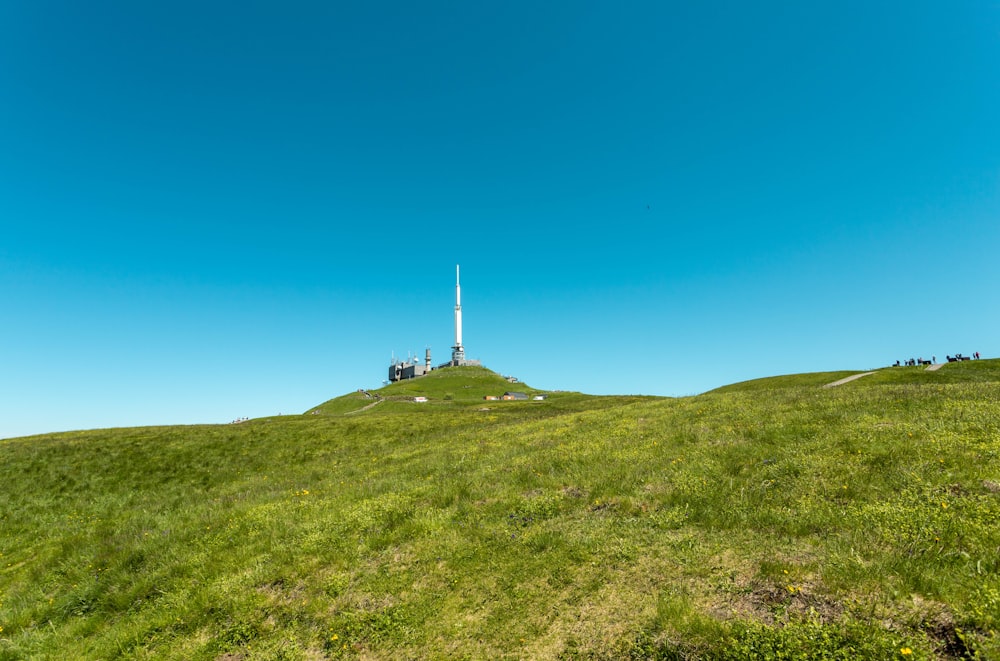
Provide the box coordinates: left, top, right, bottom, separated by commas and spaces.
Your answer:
1, 364, 998, 659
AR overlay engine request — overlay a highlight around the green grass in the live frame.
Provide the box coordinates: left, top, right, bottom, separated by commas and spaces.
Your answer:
371, 365, 540, 401
714, 359, 1000, 393
2, 363, 999, 659
709, 370, 867, 393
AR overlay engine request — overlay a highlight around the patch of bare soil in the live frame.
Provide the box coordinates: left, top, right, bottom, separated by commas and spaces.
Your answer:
926, 613, 974, 660
711, 581, 845, 626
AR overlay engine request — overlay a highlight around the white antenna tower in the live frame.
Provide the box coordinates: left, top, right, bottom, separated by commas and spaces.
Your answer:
452, 264, 465, 363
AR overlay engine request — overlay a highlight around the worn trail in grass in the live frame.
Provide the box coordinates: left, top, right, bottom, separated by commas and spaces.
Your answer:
1, 365, 999, 659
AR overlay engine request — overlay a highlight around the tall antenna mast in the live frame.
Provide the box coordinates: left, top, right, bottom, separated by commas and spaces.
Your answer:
452, 264, 465, 364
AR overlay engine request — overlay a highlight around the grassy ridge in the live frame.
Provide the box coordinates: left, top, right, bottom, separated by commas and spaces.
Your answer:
1, 365, 999, 659
713, 359, 1000, 393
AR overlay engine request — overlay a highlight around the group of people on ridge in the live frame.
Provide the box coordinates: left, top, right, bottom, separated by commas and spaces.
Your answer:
892, 351, 980, 367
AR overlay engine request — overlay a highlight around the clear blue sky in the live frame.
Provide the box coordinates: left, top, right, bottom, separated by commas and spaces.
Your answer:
2, 1, 998, 439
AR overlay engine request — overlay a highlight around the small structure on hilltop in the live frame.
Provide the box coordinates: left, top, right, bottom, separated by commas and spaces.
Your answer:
388, 265, 482, 383
389, 348, 433, 382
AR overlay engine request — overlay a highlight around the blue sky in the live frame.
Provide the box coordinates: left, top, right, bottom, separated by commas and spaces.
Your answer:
2, 1, 998, 439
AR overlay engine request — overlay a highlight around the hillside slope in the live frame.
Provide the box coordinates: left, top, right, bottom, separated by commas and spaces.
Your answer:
711, 358, 1000, 393
310, 366, 545, 416
1, 365, 998, 659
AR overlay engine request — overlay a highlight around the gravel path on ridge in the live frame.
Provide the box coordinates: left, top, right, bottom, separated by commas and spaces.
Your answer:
823, 372, 876, 388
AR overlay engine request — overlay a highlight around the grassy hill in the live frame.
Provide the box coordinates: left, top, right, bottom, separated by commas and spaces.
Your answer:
2, 364, 999, 659
310, 366, 548, 415
711, 358, 1000, 393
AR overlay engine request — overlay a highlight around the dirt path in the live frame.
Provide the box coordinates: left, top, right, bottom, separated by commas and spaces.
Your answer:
345, 392, 384, 415
823, 372, 876, 388
345, 400, 382, 415
925, 362, 946, 371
